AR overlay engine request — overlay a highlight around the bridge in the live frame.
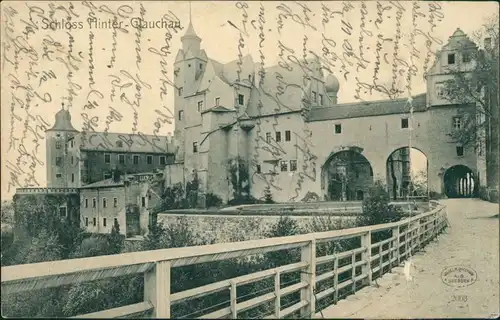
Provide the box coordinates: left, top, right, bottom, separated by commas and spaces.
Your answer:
2, 199, 498, 318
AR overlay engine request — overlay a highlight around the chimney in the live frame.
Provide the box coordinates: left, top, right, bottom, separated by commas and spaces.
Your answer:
484, 37, 491, 50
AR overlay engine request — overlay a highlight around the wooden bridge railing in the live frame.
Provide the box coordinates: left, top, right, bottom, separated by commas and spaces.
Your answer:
1, 201, 447, 318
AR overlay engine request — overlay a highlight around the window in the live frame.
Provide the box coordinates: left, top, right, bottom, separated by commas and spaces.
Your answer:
113, 197, 118, 207
147, 155, 153, 164
141, 196, 146, 207
116, 141, 123, 148
92, 198, 97, 208
114, 218, 118, 226
70, 140, 74, 148
188, 63, 191, 67
453, 116, 462, 130
93, 217, 96, 226
160, 156, 166, 165
285, 130, 291, 141
148, 194, 152, 200
280, 161, 288, 172
447, 53, 455, 64
103, 218, 107, 227
198, 100, 203, 112
103, 198, 107, 208
56, 157, 62, 166
59, 206, 67, 217
276, 131, 281, 142
215, 97, 220, 106
71, 156, 74, 165
55, 141, 62, 149
319, 94, 323, 105
85, 198, 88, 208
85, 217, 89, 227
256, 164, 261, 173
178, 87, 183, 96
104, 154, 110, 164
290, 160, 297, 171
178, 110, 184, 121
334, 124, 342, 134
238, 94, 244, 105
456, 146, 464, 156
462, 52, 471, 63
56, 173, 62, 178
71, 173, 75, 183
118, 154, 125, 164
312, 91, 317, 103
104, 171, 112, 179
133, 155, 139, 164
266, 132, 271, 143
193, 142, 198, 153
401, 118, 409, 129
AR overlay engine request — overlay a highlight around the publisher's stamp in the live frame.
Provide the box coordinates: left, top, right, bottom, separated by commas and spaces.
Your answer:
441, 265, 477, 287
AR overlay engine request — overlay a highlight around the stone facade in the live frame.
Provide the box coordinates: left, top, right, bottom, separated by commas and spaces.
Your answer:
168, 24, 484, 203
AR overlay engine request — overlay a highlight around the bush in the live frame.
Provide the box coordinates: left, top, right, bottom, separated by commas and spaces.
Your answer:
479, 186, 489, 201
489, 189, 499, 203
205, 193, 223, 208
358, 181, 403, 227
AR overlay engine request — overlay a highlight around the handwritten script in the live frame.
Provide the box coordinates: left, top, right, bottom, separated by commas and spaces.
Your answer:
1, 1, 446, 201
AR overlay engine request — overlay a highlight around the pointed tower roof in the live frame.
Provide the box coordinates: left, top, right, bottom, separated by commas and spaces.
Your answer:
182, 21, 200, 40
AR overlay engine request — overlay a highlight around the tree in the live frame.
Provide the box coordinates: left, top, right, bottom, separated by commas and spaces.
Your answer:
263, 185, 274, 203
108, 219, 124, 254
442, 14, 499, 191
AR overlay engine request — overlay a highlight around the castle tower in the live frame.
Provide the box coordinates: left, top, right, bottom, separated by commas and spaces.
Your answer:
173, 8, 208, 161
46, 104, 79, 188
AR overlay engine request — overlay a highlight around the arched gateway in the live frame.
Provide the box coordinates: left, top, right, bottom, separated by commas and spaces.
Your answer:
321, 149, 373, 201
443, 165, 477, 198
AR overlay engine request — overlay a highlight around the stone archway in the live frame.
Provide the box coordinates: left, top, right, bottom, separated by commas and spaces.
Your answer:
386, 147, 428, 200
321, 149, 374, 201
443, 165, 476, 198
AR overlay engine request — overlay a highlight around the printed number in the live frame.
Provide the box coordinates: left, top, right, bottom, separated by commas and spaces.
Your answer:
452, 295, 468, 302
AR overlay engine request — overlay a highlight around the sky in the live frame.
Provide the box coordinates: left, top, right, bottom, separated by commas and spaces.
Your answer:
1, 1, 498, 200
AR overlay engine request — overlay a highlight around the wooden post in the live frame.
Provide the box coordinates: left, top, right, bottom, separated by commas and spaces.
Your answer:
351, 250, 356, 293
144, 260, 171, 318
392, 226, 400, 266
230, 281, 237, 319
333, 257, 339, 303
300, 239, 316, 318
361, 231, 372, 285
274, 271, 281, 319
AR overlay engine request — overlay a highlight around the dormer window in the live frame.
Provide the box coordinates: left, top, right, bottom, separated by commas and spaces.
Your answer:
238, 94, 244, 105
197, 101, 203, 112
447, 53, 455, 65
116, 141, 123, 148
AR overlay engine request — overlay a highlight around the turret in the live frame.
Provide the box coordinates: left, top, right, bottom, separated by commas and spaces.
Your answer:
46, 103, 79, 188
325, 74, 340, 104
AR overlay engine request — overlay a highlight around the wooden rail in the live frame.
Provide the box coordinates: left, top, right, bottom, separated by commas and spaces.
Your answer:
1, 201, 447, 318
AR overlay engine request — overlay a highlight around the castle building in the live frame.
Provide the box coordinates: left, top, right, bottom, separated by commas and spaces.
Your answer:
15, 22, 493, 235
170, 21, 487, 203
